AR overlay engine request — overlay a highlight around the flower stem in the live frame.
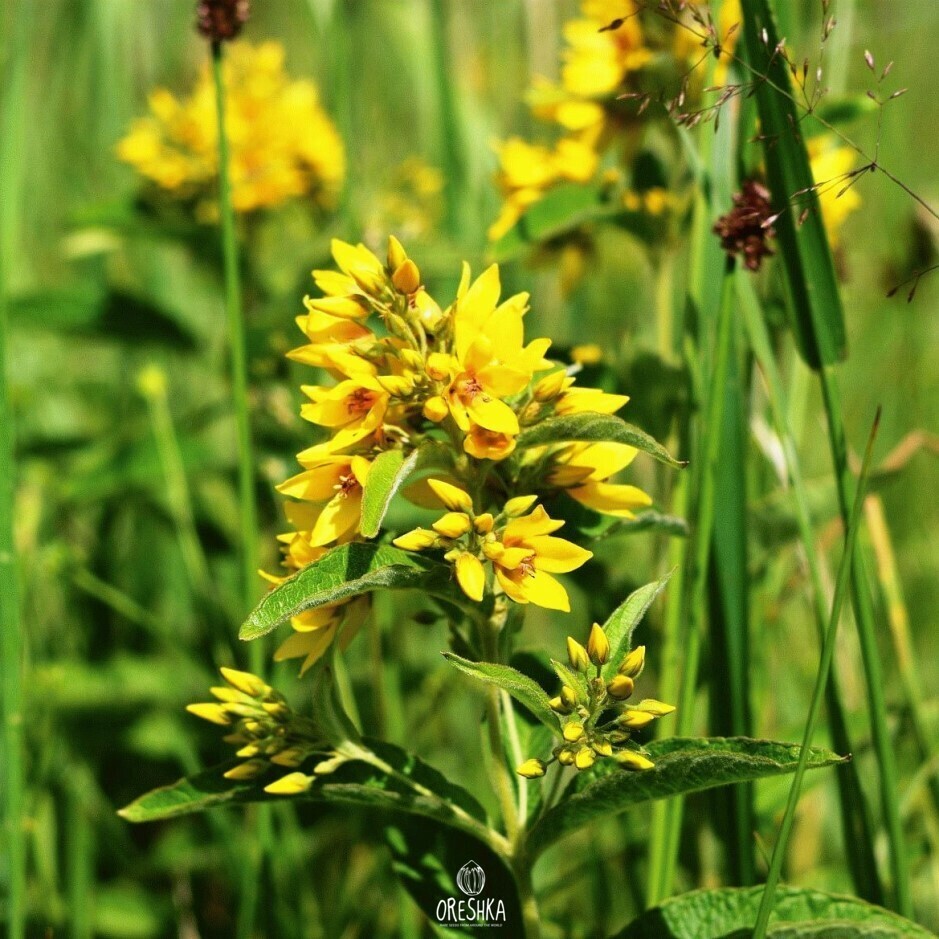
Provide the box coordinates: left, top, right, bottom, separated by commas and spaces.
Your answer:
753, 407, 882, 937
210, 41, 269, 939
817, 367, 912, 916
650, 258, 736, 903
0, 2, 28, 934
210, 43, 261, 660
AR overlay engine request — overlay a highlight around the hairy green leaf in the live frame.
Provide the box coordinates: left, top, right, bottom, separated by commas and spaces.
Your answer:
613, 885, 933, 938
741, 0, 847, 368
442, 653, 560, 733
516, 413, 685, 468
527, 737, 846, 857
240, 543, 462, 640
119, 739, 488, 835
360, 443, 448, 538
600, 574, 672, 680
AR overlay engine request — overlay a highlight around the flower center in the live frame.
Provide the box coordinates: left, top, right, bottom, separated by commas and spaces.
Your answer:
346, 388, 374, 414
518, 554, 537, 578
336, 473, 360, 498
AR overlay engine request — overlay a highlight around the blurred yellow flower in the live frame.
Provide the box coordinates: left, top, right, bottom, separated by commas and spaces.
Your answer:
808, 136, 862, 247
117, 41, 344, 216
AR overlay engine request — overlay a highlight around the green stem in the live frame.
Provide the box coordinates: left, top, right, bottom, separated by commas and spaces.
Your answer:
513, 854, 542, 939
740, 273, 883, 902
0, 4, 28, 936
651, 260, 737, 904
818, 367, 912, 916
753, 408, 881, 937
210, 43, 261, 664
210, 42, 269, 939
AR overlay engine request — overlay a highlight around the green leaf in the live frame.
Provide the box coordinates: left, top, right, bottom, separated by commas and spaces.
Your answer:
442, 653, 560, 733
516, 413, 685, 468
613, 885, 933, 938
119, 739, 488, 835
600, 574, 672, 680
527, 737, 846, 857
359, 444, 449, 538
489, 182, 611, 261
741, 0, 847, 368
240, 543, 464, 640
387, 820, 523, 935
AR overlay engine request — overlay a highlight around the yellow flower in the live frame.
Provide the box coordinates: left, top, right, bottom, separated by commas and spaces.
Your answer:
277, 452, 371, 547
274, 598, 369, 675
483, 505, 592, 611
549, 442, 652, 518
809, 135, 862, 248
118, 41, 344, 215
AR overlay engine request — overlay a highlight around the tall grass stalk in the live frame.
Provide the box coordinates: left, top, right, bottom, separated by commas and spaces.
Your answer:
650, 260, 737, 902
739, 274, 883, 901
819, 368, 912, 915
210, 41, 271, 939
753, 407, 882, 937
0, 2, 29, 935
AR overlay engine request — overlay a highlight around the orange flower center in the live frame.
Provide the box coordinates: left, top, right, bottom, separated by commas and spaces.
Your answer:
346, 388, 375, 414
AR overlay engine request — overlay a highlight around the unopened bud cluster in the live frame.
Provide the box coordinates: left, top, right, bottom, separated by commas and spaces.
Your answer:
516, 627, 674, 778
187, 668, 337, 794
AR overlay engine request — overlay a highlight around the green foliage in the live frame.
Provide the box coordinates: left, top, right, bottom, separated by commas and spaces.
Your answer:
599, 573, 672, 680
526, 738, 846, 857
240, 543, 464, 640
615, 886, 933, 938
442, 652, 560, 732
516, 412, 686, 468
740, 0, 847, 368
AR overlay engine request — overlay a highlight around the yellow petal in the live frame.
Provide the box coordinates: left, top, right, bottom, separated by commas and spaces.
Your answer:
526, 535, 593, 573
455, 553, 486, 602
432, 512, 472, 538
427, 478, 473, 512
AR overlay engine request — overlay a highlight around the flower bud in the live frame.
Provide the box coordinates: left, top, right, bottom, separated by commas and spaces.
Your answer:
186, 703, 232, 725
427, 478, 473, 512
473, 513, 494, 534
376, 375, 413, 396
631, 699, 676, 717
618, 645, 646, 678
220, 667, 269, 698
393, 528, 438, 551
392, 259, 421, 294
422, 395, 449, 423
455, 552, 486, 602
264, 772, 314, 795
516, 758, 547, 779
592, 739, 613, 757
503, 494, 538, 517
566, 637, 590, 672
196, 0, 250, 42
557, 748, 575, 766
562, 721, 585, 743
533, 370, 569, 402
615, 751, 655, 771
560, 685, 578, 709
387, 235, 408, 271
224, 759, 266, 780
606, 675, 634, 700
574, 748, 596, 770
270, 747, 306, 768
432, 512, 472, 539
586, 624, 610, 665
618, 710, 655, 729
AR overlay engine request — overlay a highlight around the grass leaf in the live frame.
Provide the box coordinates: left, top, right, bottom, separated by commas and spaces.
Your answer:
741, 0, 847, 368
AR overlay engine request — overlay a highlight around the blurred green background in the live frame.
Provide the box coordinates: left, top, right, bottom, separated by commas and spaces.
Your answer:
2, 0, 938, 936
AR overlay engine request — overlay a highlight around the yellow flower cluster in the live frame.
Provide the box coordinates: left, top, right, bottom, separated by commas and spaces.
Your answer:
272, 236, 651, 665
516, 625, 674, 777
187, 667, 337, 793
489, 0, 662, 241
117, 41, 344, 217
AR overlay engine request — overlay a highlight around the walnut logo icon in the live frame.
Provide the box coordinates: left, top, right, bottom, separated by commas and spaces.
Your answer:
455, 860, 485, 897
